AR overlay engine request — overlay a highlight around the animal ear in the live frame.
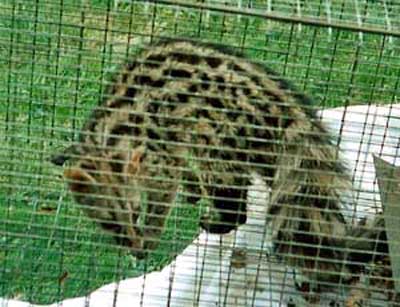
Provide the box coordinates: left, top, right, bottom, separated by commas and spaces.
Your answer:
124, 146, 146, 176
63, 168, 96, 193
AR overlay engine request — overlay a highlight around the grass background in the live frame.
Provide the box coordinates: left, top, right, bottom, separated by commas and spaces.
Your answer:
0, 0, 399, 304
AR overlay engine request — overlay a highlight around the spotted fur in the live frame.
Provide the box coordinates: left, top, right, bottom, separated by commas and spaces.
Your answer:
51, 40, 351, 276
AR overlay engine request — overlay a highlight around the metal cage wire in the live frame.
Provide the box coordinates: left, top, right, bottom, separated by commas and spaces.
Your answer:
0, 0, 400, 306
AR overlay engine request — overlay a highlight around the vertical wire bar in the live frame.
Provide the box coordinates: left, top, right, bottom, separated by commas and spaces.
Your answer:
111, 246, 132, 307
97, 0, 113, 106
49, 0, 64, 144
54, 0, 78, 303
197, 1, 205, 38
383, 0, 393, 45
124, 0, 136, 56
194, 234, 212, 304
353, 0, 364, 43
4, 4, 15, 143
27, 0, 40, 144
325, 0, 332, 41
173, 4, 182, 33
321, 0, 346, 107
53, 193, 67, 302
1, 0, 17, 297
236, 0, 243, 23
337, 42, 361, 221
296, 0, 302, 34
366, 36, 386, 104
349, 36, 388, 216
239, 15, 249, 53
24, 1, 41, 300
250, 207, 277, 306
266, 0, 271, 29
282, 24, 295, 77
72, 6, 85, 140
302, 25, 318, 92
377, 37, 394, 104
26, 196, 39, 301
149, 2, 157, 43
218, 10, 227, 41
320, 30, 340, 107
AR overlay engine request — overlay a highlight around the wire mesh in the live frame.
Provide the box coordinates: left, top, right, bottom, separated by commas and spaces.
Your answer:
0, 0, 400, 306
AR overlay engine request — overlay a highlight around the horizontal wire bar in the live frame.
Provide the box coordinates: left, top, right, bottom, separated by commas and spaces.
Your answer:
145, 0, 400, 37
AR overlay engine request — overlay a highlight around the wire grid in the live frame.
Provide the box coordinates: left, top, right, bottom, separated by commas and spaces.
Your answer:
0, 0, 400, 306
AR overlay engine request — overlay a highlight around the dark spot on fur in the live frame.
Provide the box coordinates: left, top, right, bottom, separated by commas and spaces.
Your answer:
152, 79, 165, 88
100, 215, 123, 234
170, 52, 200, 65
236, 151, 247, 162
111, 124, 134, 136
134, 75, 153, 85
164, 69, 192, 79
245, 114, 255, 124
147, 128, 161, 140
177, 93, 189, 103
110, 160, 124, 174
205, 97, 224, 109
126, 61, 138, 71
92, 108, 109, 120
126, 86, 137, 98
250, 75, 261, 86
237, 127, 246, 137
146, 54, 166, 67
109, 99, 132, 109
263, 89, 284, 102
121, 72, 129, 83
197, 109, 210, 118
222, 136, 237, 148
166, 131, 178, 142
128, 113, 144, 125
133, 75, 165, 88
217, 84, 225, 91
226, 110, 239, 121
188, 84, 197, 93
254, 126, 270, 139
242, 86, 251, 96
81, 161, 97, 171
101, 222, 122, 232
215, 75, 225, 91
199, 73, 211, 90
147, 102, 160, 114
81, 108, 110, 135
107, 124, 135, 146
232, 63, 245, 72
205, 56, 222, 68
215, 75, 225, 84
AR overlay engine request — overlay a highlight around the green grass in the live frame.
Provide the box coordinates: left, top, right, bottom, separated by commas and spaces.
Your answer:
0, 0, 399, 304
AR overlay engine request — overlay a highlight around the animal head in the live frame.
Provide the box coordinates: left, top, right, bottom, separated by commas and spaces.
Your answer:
51, 146, 148, 256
